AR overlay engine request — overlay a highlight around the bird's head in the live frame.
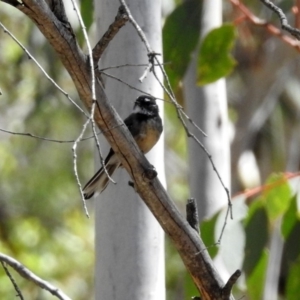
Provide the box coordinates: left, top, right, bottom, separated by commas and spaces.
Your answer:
134, 95, 159, 115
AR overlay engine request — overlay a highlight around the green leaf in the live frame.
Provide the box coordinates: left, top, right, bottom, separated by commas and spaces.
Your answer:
286, 258, 300, 300
282, 195, 299, 239
246, 250, 268, 300
243, 204, 268, 276
80, 0, 94, 31
281, 221, 300, 278
279, 221, 300, 298
163, 0, 202, 89
263, 173, 292, 222
200, 212, 219, 258
197, 24, 236, 85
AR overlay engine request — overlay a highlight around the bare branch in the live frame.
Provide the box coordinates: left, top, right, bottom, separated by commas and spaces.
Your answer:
222, 270, 241, 298
70, 0, 117, 209
101, 71, 149, 95
72, 118, 92, 218
186, 198, 200, 234
69, 0, 97, 214
217, 205, 231, 244
119, 0, 151, 52
123, 3, 234, 243
0, 127, 83, 143
92, 5, 129, 64
1, 261, 24, 300
231, 0, 300, 52
0, 127, 92, 143
0, 125, 123, 143
0, 21, 87, 117
151, 59, 233, 224
139, 52, 161, 82
260, 0, 300, 39
0, 253, 72, 300
99, 62, 169, 71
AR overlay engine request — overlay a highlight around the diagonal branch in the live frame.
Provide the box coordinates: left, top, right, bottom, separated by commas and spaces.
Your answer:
0, 253, 72, 300
92, 5, 129, 64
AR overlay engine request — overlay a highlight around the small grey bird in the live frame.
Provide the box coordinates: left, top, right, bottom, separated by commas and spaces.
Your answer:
83, 95, 163, 199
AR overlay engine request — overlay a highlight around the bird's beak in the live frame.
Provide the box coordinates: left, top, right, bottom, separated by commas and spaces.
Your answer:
133, 100, 140, 112
134, 98, 141, 107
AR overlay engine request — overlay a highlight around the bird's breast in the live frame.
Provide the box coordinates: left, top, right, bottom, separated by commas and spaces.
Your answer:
135, 120, 162, 154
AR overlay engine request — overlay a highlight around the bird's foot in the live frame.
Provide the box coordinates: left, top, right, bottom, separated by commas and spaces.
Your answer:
143, 164, 157, 180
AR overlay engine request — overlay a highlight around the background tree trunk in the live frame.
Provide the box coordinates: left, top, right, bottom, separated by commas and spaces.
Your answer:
94, 1, 165, 299
183, 0, 230, 222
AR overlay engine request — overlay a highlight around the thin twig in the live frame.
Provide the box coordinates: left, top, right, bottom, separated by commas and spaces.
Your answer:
99, 62, 166, 72
294, 0, 300, 29
0, 126, 122, 144
0, 253, 72, 300
260, 0, 300, 39
101, 71, 157, 97
95, 77, 118, 184
230, 0, 300, 52
70, 0, 96, 212
118, 0, 152, 52
92, 5, 129, 64
1, 261, 24, 300
10, 1, 236, 295
139, 53, 161, 82
0, 127, 94, 143
217, 205, 231, 244
0, 21, 88, 117
119, 0, 233, 228
152, 58, 233, 223
153, 56, 233, 222
72, 119, 92, 217
70, 0, 116, 204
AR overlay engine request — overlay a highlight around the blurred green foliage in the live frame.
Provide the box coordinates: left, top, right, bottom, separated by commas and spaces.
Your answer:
0, 4, 94, 299
188, 173, 300, 300
163, 1, 236, 90
197, 24, 236, 85
80, 0, 94, 32
163, 0, 202, 90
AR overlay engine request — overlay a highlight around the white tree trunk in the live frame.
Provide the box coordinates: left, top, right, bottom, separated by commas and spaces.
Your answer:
183, 0, 230, 222
94, 1, 165, 299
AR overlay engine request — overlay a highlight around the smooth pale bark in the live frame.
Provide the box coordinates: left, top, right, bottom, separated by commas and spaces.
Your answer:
263, 219, 283, 300
183, 0, 230, 222
94, 1, 165, 299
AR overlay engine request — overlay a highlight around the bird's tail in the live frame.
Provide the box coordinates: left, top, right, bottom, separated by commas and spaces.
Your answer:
83, 152, 120, 199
